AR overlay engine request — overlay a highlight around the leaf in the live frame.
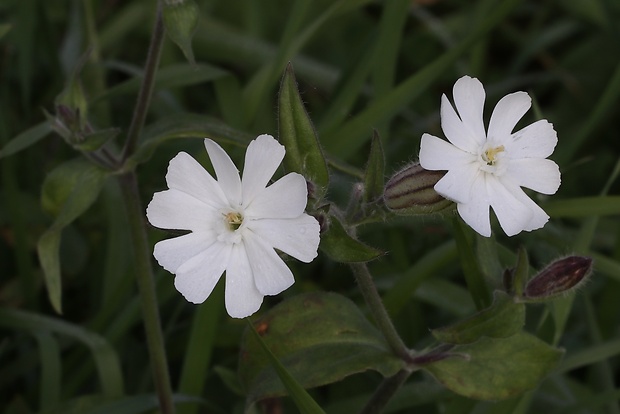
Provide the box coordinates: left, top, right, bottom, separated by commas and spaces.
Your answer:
38, 159, 109, 313
239, 292, 404, 405
247, 321, 326, 414
453, 218, 491, 310
320, 215, 383, 262
0, 307, 124, 398
0, 121, 52, 159
423, 332, 563, 400
278, 63, 329, 200
544, 196, 620, 217
94, 63, 228, 103
363, 130, 385, 203
72, 128, 121, 152
431, 291, 525, 345
130, 113, 252, 164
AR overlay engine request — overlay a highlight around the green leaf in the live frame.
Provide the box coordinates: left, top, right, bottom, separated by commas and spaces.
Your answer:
239, 292, 404, 405
320, 215, 383, 262
72, 128, 120, 152
323, 0, 521, 159
247, 321, 326, 414
432, 291, 525, 345
363, 130, 385, 203
453, 218, 491, 310
0, 121, 52, 159
0, 24, 11, 39
0, 308, 124, 398
423, 332, 563, 400
278, 63, 329, 199
544, 196, 620, 217
38, 159, 109, 313
94, 63, 228, 103
512, 246, 529, 297
130, 113, 252, 164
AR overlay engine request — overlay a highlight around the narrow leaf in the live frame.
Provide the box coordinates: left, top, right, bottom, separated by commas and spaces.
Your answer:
0, 121, 52, 158
0, 308, 124, 398
424, 332, 563, 400
363, 130, 385, 203
131, 113, 252, 164
432, 291, 525, 344
453, 218, 492, 310
278, 63, 329, 199
320, 215, 383, 262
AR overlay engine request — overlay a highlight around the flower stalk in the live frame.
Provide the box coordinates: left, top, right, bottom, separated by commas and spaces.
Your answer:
349, 262, 411, 362
121, 2, 165, 163
118, 172, 176, 414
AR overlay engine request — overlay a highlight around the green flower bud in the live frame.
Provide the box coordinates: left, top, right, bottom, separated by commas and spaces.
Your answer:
523, 256, 592, 301
163, 0, 200, 64
383, 162, 453, 214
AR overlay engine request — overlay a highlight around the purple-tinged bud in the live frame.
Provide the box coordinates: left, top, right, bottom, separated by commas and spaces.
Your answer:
383, 162, 453, 215
523, 256, 593, 301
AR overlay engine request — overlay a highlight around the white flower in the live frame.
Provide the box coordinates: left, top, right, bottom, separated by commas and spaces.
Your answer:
419, 76, 561, 237
146, 134, 320, 318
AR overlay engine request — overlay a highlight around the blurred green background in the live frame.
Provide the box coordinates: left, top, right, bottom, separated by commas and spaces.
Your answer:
1, 0, 619, 413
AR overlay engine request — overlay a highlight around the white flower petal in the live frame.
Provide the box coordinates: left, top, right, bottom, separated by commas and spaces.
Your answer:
452, 76, 487, 143
434, 164, 480, 204
487, 92, 531, 144
419, 133, 477, 172
502, 177, 550, 232
243, 231, 294, 296
486, 177, 533, 237
173, 241, 231, 304
241, 134, 286, 206
225, 244, 263, 318
204, 139, 242, 207
246, 173, 308, 219
506, 119, 558, 159
456, 174, 491, 237
166, 152, 228, 209
147, 189, 218, 232
153, 231, 217, 273
507, 158, 561, 195
440, 94, 482, 153
247, 214, 320, 263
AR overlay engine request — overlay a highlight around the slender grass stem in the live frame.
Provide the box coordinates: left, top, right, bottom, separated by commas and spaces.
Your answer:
118, 172, 176, 414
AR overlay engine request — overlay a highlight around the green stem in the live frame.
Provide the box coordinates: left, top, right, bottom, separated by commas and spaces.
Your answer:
121, 2, 165, 162
349, 262, 411, 362
118, 172, 176, 414
359, 369, 411, 414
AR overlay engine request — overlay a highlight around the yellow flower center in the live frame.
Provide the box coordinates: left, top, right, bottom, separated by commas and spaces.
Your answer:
224, 211, 243, 231
482, 145, 505, 166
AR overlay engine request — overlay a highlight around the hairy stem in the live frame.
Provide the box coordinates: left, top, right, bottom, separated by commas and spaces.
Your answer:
121, 3, 165, 162
349, 262, 411, 362
118, 172, 176, 414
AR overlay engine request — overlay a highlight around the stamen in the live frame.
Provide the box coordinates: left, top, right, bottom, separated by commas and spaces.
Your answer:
224, 211, 243, 231
482, 145, 505, 166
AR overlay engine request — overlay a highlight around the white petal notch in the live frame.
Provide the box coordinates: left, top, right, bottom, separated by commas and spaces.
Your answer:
419, 75, 561, 237
146, 135, 321, 318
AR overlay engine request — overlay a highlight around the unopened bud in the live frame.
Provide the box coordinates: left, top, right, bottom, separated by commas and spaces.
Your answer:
383, 163, 453, 214
163, 0, 200, 64
523, 256, 592, 301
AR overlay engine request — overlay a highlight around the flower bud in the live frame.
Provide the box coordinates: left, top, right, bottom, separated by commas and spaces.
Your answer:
383, 163, 453, 214
523, 256, 592, 301
163, 0, 200, 64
